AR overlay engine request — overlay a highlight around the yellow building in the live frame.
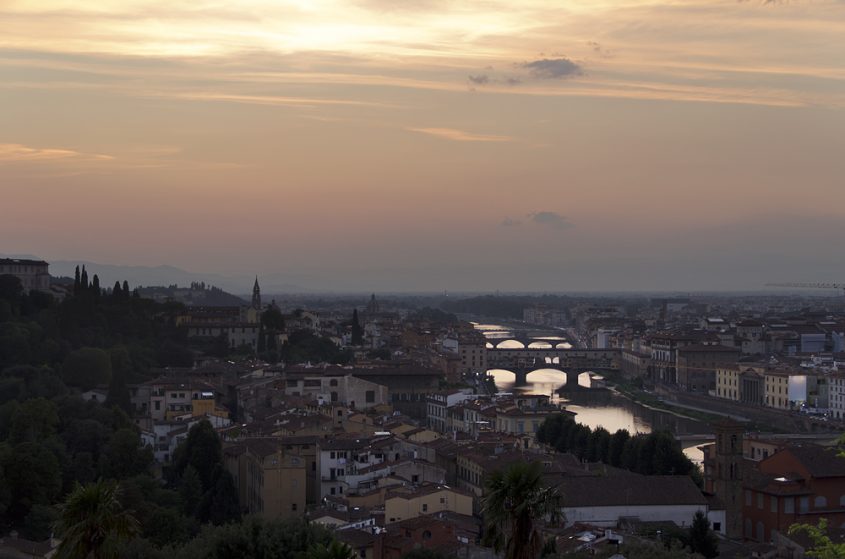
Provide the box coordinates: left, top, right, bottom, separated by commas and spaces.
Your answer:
384, 483, 473, 524
716, 366, 740, 401
223, 438, 307, 520
765, 371, 791, 410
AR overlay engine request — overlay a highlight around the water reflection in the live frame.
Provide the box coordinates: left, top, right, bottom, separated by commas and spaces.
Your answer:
488, 368, 591, 395
486, 367, 708, 464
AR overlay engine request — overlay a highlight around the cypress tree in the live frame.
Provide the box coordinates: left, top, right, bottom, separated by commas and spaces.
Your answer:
91, 274, 101, 298
351, 309, 363, 346
74, 266, 81, 292
80, 266, 89, 290
122, 281, 130, 299
689, 510, 719, 558
257, 326, 267, 353
112, 281, 121, 299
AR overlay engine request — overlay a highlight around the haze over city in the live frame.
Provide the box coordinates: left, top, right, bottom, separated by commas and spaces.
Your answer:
2, 0, 844, 291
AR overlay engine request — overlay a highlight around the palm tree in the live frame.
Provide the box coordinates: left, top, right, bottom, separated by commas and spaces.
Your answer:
482, 461, 560, 559
55, 480, 139, 559
305, 540, 357, 559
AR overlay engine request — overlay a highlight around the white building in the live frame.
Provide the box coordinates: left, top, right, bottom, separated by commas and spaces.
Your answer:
829, 374, 845, 419
558, 475, 712, 531
316, 435, 407, 499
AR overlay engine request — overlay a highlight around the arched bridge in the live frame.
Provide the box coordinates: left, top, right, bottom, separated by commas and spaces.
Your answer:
487, 347, 620, 371
487, 347, 620, 391
494, 366, 606, 390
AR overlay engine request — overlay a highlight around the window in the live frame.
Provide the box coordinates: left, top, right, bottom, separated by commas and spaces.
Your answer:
331, 392, 339, 403
330, 379, 338, 387
745, 490, 752, 506
365, 390, 375, 403
713, 522, 721, 532
757, 493, 764, 509
800, 496, 809, 513
330, 452, 336, 459
422, 504, 428, 512
330, 488, 336, 495
422, 530, 432, 541
770, 496, 778, 513
784, 497, 794, 514
292, 503, 297, 511
815, 496, 828, 509
155, 401, 161, 411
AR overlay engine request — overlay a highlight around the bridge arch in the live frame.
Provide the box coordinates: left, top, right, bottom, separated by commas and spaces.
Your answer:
494, 339, 525, 349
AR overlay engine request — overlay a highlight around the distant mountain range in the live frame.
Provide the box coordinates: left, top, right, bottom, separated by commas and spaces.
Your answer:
0, 254, 309, 295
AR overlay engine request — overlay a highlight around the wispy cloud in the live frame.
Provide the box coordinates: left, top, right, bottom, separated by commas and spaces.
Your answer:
407, 127, 513, 142
499, 211, 574, 231
521, 58, 582, 79
0, 143, 113, 163
530, 211, 573, 230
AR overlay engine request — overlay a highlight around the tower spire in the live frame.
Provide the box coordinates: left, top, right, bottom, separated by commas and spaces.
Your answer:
252, 276, 261, 309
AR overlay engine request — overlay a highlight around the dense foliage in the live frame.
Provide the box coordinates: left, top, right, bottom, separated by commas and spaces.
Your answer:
788, 519, 845, 559
536, 414, 701, 482
279, 329, 352, 365
0, 274, 237, 548
0, 274, 362, 556
119, 516, 337, 559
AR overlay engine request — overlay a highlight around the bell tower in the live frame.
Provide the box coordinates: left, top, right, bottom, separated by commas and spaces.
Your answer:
252, 276, 261, 310
713, 420, 744, 539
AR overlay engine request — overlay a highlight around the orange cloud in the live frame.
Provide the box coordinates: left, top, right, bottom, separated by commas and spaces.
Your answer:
0, 143, 114, 163
406, 127, 513, 142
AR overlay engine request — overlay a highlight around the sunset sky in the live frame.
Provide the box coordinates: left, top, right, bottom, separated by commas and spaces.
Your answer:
2, 0, 844, 292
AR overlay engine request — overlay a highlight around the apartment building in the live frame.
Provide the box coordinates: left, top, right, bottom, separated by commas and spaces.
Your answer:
384, 484, 473, 524
675, 344, 740, 393
742, 445, 845, 543
317, 435, 407, 499
223, 438, 307, 520
764, 371, 791, 410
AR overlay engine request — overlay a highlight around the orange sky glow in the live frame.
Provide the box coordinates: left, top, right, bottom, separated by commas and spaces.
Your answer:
2, 0, 844, 291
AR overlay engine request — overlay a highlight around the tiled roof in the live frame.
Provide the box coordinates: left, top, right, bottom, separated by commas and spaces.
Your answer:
559, 475, 706, 508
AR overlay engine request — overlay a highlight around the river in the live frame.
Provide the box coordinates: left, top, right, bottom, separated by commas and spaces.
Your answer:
475, 322, 711, 462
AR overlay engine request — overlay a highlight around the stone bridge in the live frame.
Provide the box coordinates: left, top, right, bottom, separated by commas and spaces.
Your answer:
487, 348, 620, 390
487, 347, 620, 370
497, 367, 607, 390
484, 329, 569, 348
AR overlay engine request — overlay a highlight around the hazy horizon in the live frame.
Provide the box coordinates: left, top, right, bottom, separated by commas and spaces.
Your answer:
3, 0, 844, 291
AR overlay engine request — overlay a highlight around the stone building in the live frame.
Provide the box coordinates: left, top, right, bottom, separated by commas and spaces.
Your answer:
0, 258, 50, 293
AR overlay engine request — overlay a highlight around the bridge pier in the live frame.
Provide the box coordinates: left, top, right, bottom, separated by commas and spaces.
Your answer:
559, 370, 582, 392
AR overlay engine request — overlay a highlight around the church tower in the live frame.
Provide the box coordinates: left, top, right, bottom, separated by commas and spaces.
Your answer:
252, 276, 261, 310
712, 420, 745, 539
